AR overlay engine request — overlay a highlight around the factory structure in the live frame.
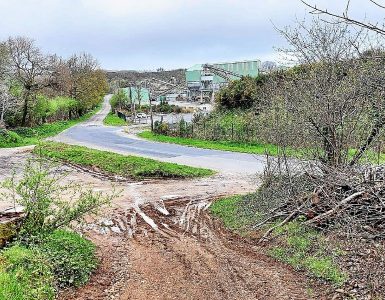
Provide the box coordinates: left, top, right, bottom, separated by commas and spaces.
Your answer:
117, 59, 262, 105
185, 59, 261, 102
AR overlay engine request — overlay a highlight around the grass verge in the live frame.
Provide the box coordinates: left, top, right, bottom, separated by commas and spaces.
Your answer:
35, 142, 215, 179
0, 104, 101, 148
269, 220, 347, 286
210, 195, 346, 286
138, 131, 297, 156
0, 229, 98, 300
0, 245, 55, 300
210, 195, 255, 230
103, 112, 127, 126
139, 131, 385, 163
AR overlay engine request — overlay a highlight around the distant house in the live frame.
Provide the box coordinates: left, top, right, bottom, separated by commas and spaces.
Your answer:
121, 87, 150, 105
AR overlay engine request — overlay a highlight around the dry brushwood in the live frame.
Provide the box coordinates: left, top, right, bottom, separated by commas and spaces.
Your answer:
256, 164, 385, 240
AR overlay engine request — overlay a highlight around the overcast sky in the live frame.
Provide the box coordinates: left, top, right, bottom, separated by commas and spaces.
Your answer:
0, 0, 383, 70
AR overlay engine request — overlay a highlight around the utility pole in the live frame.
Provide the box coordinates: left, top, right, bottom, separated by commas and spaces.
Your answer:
143, 80, 154, 131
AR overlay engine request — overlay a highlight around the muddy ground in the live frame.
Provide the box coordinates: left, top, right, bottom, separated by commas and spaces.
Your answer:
61, 198, 323, 300
0, 147, 326, 299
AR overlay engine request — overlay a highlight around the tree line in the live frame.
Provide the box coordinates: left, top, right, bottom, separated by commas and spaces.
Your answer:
0, 36, 108, 128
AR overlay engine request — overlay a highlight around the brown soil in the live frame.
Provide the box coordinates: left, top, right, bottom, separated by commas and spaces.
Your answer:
1, 147, 325, 300
60, 196, 324, 300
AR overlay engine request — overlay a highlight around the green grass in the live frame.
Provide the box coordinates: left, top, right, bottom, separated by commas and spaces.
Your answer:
103, 112, 127, 126
0, 229, 99, 300
138, 131, 296, 156
210, 195, 255, 230
210, 195, 347, 286
269, 220, 347, 285
35, 142, 215, 179
139, 131, 385, 163
0, 246, 55, 300
0, 104, 102, 148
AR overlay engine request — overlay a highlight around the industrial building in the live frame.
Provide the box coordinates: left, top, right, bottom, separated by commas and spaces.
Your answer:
185, 59, 261, 102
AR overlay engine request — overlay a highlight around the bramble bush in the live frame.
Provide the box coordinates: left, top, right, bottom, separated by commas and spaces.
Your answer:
40, 229, 98, 287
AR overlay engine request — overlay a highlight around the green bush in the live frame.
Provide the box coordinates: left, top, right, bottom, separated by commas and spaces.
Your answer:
1, 156, 113, 243
40, 230, 98, 287
154, 121, 169, 135
0, 245, 55, 300
110, 89, 130, 111
215, 75, 267, 109
0, 129, 22, 146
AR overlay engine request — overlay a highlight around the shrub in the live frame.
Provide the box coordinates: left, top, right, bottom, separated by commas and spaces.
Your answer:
0, 245, 55, 300
110, 89, 130, 111
1, 157, 114, 243
154, 121, 169, 135
40, 230, 98, 287
215, 75, 268, 109
0, 129, 22, 145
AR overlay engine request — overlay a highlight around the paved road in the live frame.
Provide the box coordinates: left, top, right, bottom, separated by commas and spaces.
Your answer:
53, 96, 267, 174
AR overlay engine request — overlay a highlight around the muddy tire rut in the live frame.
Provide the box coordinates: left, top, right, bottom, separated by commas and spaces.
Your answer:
61, 196, 320, 300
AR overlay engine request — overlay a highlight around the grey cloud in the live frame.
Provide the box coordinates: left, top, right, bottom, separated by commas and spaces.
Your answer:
0, 0, 383, 70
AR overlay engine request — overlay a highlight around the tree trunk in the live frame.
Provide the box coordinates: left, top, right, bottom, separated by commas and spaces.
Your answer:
350, 117, 385, 166
21, 95, 29, 126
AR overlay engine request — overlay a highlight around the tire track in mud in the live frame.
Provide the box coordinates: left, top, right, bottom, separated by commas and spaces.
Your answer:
61, 194, 322, 300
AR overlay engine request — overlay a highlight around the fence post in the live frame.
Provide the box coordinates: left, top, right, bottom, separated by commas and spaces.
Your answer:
203, 121, 206, 139
231, 123, 234, 141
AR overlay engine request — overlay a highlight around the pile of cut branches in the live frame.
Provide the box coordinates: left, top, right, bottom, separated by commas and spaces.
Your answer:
256, 163, 385, 240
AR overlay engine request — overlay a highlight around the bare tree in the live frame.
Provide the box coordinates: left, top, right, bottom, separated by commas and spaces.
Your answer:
301, 0, 385, 35
267, 18, 385, 166
0, 83, 15, 127
133, 83, 143, 109
66, 53, 105, 113
0, 42, 14, 128
45, 54, 72, 97
7, 36, 48, 126
0, 42, 10, 80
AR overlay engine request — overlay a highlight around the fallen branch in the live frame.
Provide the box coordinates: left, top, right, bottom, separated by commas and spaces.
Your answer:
304, 191, 365, 225
258, 203, 305, 243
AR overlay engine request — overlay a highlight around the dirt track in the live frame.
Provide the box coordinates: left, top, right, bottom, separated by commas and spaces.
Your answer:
61, 197, 320, 300
0, 148, 321, 299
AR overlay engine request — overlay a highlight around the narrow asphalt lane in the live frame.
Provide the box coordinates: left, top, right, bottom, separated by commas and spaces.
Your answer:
52, 96, 267, 174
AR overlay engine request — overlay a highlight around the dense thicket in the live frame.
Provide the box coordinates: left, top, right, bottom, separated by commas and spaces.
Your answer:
0, 37, 108, 128
215, 75, 268, 110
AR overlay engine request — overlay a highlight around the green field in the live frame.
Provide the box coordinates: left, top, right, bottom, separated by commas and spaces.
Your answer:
35, 142, 215, 179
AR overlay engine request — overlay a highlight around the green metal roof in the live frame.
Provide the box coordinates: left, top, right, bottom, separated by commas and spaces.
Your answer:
186, 64, 203, 71
186, 60, 261, 83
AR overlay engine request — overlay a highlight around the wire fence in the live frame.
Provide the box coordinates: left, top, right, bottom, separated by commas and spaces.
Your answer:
156, 120, 260, 143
